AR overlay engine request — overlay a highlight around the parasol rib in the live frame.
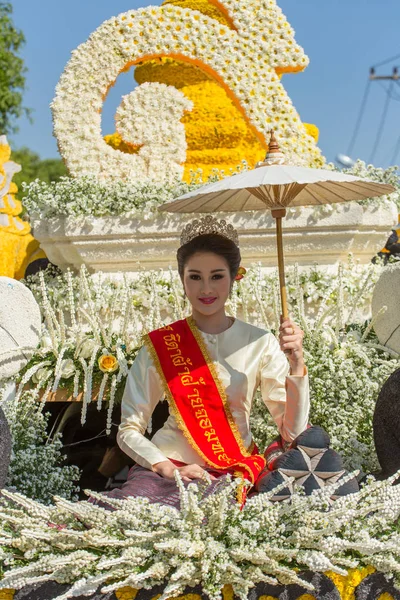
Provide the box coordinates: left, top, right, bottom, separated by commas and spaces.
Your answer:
296, 186, 325, 205
245, 186, 274, 207
240, 192, 259, 212
311, 182, 350, 202
344, 180, 393, 197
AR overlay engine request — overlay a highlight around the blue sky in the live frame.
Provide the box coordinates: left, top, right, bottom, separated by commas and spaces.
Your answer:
10, 0, 400, 168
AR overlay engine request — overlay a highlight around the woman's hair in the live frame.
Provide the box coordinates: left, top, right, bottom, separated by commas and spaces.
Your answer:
177, 233, 241, 281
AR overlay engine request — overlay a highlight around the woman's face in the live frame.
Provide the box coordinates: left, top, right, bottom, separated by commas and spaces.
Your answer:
183, 252, 232, 317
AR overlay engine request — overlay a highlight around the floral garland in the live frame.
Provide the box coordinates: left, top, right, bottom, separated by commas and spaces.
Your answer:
22, 175, 197, 220
22, 161, 400, 221
339, 160, 400, 210
2, 391, 80, 505
51, 0, 324, 183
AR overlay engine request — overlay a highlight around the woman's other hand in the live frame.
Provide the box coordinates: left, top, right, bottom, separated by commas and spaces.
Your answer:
279, 316, 305, 376
152, 460, 216, 481
178, 464, 216, 482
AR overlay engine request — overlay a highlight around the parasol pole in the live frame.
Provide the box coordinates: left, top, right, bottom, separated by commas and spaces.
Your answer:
271, 208, 288, 319
257, 130, 289, 319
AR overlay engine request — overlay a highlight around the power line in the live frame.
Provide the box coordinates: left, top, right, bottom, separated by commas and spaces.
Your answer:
376, 80, 400, 102
345, 57, 400, 164
372, 53, 400, 69
390, 134, 400, 165
368, 80, 394, 164
375, 80, 400, 164
347, 79, 371, 156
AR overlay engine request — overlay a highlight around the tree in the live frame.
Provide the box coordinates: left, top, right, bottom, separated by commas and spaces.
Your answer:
0, 2, 31, 135
12, 147, 68, 196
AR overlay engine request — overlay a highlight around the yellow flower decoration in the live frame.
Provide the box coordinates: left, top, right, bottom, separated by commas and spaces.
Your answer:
98, 354, 119, 373
115, 587, 138, 600
0, 135, 44, 279
325, 566, 376, 600
104, 132, 140, 154
235, 266, 247, 281
1, 571, 397, 600
0, 591, 15, 600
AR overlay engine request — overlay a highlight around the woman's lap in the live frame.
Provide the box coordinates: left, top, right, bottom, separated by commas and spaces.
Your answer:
90, 427, 350, 509
92, 463, 230, 510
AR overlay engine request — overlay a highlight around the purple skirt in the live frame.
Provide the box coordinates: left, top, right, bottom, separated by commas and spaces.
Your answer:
91, 464, 231, 510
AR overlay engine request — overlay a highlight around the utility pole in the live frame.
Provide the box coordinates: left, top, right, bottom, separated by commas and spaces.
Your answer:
338, 58, 400, 167
369, 66, 399, 81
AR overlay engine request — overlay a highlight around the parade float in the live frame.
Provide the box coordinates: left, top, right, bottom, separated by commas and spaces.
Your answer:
21, 0, 399, 274
1, 1, 400, 599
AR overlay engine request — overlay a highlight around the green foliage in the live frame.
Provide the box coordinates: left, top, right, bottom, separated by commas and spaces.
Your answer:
12, 146, 68, 198
0, 2, 31, 135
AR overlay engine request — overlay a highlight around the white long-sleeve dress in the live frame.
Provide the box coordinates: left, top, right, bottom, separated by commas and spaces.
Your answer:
117, 318, 310, 471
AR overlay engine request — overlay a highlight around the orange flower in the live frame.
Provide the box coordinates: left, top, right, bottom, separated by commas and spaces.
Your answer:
98, 354, 119, 373
235, 266, 247, 281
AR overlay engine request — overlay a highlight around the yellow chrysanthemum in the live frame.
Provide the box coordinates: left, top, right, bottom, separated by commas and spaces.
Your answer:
103, 133, 140, 155
115, 587, 138, 600
325, 566, 376, 600
163, 0, 232, 26
304, 123, 320, 143
0, 142, 11, 164
3, 571, 397, 600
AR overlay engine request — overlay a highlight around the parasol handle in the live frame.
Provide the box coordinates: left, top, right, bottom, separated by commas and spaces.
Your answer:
271, 209, 288, 320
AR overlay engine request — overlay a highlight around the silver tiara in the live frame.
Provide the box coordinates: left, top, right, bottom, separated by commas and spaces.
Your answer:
180, 216, 239, 247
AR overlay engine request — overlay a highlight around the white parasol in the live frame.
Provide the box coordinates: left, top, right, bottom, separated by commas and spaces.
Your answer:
159, 132, 395, 317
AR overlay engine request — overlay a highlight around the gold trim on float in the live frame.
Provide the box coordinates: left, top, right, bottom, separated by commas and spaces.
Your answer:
0, 591, 15, 600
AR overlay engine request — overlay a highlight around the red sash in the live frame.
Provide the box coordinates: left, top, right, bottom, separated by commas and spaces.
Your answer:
144, 318, 266, 484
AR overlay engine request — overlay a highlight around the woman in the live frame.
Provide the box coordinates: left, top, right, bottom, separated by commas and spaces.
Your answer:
109, 216, 309, 507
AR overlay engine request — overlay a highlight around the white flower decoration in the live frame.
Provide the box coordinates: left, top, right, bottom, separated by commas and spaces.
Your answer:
79, 338, 97, 360
31, 367, 52, 385
51, 1, 324, 183
115, 83, 193, 183
59, 358, 76, 379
